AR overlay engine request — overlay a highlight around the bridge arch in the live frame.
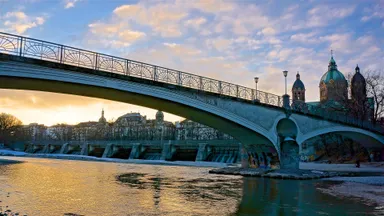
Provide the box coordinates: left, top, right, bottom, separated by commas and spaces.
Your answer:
0, 58, 279, 149
297, 126, 384, 148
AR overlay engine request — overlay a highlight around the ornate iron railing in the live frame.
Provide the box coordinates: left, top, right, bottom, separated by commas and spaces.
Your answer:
0, 32, 283, 107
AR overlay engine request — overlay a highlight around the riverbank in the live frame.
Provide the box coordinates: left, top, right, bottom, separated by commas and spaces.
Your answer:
318, 177, 384, 207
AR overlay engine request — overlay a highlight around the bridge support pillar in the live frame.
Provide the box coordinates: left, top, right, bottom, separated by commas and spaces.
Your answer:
49, 145, 57, 153
196, 143, 209, 161
59, 143, 69, 154
161, 143, 176, 161
280, 138, 299, 169
129, 143, 144, 159
25, 143, 34, 153
80, 143, 89, 156
240, 145, 249, 168
102, 144, 115, 158
42, 144, 49, 154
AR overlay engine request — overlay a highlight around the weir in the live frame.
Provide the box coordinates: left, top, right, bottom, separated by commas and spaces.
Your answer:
23, 141, 242, 163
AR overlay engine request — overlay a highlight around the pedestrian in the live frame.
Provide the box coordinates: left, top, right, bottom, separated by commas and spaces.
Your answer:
370, 152, 374, 162
355, 159, 360, 168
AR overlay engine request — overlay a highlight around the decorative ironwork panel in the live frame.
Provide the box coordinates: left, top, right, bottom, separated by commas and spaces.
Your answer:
201, 77, 219, 93
157, 67, 178, 85
111, 57, 126, 75
221, 82, 237, 97
23, 40, 60, 62
62, 47, 95, 69
128, 61, 154, 79
0, 33, 19, 54
238, 86, 252, 100
180, 73, 199, 89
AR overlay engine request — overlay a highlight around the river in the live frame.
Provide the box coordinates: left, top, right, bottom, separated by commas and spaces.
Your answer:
0, 157, 381, 215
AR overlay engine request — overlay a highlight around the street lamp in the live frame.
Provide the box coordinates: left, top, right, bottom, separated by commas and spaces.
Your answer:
283, 70, 288, 95
254, 77, 259, 100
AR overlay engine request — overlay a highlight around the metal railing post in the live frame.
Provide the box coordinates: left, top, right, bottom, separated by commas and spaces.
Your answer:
59, 45, 64, 63
19, 37, 23, 56
178, 72, 182, 86
126, 60, 130, 76
95, 53, 98, 70
154, 66, 157, 81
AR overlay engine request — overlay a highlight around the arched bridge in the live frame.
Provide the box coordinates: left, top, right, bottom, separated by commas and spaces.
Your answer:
0, 32, 383, 168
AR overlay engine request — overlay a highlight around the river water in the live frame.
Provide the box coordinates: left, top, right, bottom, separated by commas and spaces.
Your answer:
0, 157, 381, 216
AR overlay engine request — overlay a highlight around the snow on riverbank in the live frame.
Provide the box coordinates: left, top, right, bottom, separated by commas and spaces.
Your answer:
319, 175, 384, 207
325, 176, 384, 186
318, 181, 384, 207
301, 162, 384, 173
0, 149, 27, 156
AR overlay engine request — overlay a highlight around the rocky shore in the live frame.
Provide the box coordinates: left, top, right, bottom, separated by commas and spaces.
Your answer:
0, 158, 23, 165
208, 167, 357, 180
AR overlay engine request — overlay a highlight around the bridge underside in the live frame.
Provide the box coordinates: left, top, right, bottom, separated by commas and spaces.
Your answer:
0, 61, 275, 152
302, 131, 384, 149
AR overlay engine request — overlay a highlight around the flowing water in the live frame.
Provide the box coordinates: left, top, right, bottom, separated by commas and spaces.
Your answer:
0, 157, 381, 216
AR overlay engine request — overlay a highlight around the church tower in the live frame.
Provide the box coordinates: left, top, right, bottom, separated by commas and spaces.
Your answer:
351, 64, 367, 102
292, 71, 305, 102
99, 109, 107, 124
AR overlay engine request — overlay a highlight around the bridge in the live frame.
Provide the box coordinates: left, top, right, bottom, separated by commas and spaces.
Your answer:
0, 32, 383, 168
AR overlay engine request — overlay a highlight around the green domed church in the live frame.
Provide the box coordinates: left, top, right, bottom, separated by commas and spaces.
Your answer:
319, 56, 348, 104
291, 54, 373, 121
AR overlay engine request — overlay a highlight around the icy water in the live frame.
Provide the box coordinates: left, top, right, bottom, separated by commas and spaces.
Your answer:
0, 157, 381, 216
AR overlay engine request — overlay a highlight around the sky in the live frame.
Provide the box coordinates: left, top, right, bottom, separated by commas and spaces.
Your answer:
0, 0, 383, 126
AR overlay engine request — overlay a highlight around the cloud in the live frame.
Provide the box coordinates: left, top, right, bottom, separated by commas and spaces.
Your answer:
261, 27, 276, 36
64, 0, 81, 9
290, 32, 318, 43
87, 21, 146, 48
206, 37, 232, 51
319, 33, 353, 54
361, 2, 384, 23
1, 11, 45, 34
113, 3, 187, 37
185, 17, 207, 29
307, 5, 355, 27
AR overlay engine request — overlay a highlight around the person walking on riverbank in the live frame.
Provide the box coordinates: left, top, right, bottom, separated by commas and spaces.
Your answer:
370, 152, 374, 162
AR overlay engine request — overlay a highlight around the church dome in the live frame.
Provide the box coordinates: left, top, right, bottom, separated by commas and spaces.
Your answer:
320, 56, 347, 85
351, 64, 365, 84
156, 110, 164, 121
292, 72, 305, 90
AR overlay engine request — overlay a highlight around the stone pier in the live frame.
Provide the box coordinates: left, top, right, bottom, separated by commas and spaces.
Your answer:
195, 143, 210, 161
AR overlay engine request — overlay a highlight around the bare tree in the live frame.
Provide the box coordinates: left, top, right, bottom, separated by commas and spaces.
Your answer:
0, 113, 23, 146
365, 70, 384, 123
